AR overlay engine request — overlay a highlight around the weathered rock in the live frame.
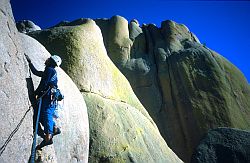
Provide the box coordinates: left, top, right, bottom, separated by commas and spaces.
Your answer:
156, 40, 250, 161
95, 15, 133, 66
94, 18, 110, 48
27, 14, 250, 162
51, 20, 70, 28
92, 16, 250, 162
0, 0, 33, 162
161, 20, 196, 52
28, 20, 151, 120
52, 18, 92, 28
68, 18, 92, 26
129, 19, 142, 41
0, 1, 89, 161
28, 19, 183, 162
191, 127, 250, 163
20, 33, 89, 163
85, 93, 181, 163
16, 20, 41, 33
131, 27, 250, 161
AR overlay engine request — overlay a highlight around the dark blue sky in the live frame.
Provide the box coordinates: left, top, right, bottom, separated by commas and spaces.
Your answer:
11, 0, 250, 82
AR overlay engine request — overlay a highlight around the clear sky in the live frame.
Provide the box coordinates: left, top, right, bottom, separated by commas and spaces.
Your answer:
11, 0, 250, 83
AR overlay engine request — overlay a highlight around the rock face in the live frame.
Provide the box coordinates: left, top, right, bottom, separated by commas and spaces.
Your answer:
191, 128, 250, 163
20, 33, 89, 163
93, 17, 250, 162
95, 16, 133, 67
46, 16, 250, 162
27, 15, 250, 162
0, 0, 32, 162
0, 1, 89, 162
28, 19, 183, 162
16, 20, 41, 33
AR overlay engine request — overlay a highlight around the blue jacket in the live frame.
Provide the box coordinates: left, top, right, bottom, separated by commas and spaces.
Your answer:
29, 63, 58, 97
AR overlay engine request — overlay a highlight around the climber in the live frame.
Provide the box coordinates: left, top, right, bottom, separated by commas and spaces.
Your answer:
25, 53, 62, 148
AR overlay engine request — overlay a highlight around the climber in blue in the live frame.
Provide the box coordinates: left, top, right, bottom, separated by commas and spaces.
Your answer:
25, 54, 62, 148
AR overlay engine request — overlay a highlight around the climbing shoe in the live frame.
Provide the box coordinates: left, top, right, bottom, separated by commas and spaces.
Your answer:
53, 127, 61, 136
35, 139, 53, 150
38, 132, 45, 139
37, 129, 45, 139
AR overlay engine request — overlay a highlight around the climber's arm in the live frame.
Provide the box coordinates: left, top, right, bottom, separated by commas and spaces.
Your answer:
25, 53, 44, 77
29, 63, 44, 77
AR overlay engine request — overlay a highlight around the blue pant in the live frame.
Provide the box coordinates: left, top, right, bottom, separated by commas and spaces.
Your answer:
39, 96, 56, 135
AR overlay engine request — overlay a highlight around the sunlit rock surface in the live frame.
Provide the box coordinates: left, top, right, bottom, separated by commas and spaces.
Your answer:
26, 14, 250, 162
28, 19, 183, 162
0, 1, 89, 162
0, 0, 32, 162
21, 33, 89, 163
86, 16, 250, 161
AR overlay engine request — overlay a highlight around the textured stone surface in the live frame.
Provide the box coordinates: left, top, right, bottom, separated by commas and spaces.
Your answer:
161, 20, 199, 52
27, 14, 250, 162
92, 16, 250, 162
28, 20, 152, 121
0, 1, 89, 161
95, 16, 133, 67
28, 19, 183, 163
20, 33, 89, 163
191, 127, 250, 163
85, 93, 181, 163
129, 19, 142, 41
0, 0, 33, 162
156, 41, 250, 161
16, 20, 41, 33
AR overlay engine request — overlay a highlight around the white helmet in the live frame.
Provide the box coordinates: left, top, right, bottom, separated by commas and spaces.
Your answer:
50, 55, 62, 67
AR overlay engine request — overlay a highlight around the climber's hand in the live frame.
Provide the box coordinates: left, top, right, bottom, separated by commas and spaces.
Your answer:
24, 53, 31, 63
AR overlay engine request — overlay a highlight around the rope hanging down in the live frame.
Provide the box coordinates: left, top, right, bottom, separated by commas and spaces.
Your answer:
30, 97, 42, 163
30, 88, 50, 163
0, 106, 32, 156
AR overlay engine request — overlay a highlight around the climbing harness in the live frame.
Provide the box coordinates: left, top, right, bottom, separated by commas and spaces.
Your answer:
51, 87, 64, 101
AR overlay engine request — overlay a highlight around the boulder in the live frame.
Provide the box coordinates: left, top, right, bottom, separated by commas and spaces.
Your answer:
16, 20, 41, 33
191, 127, 250, 163
28, 19, 183, 163
95, 15, 133, 66
129, 19, 142, 41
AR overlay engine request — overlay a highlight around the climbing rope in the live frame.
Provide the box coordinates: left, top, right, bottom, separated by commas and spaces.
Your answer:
30, 88, 50, 163
0, 105, 32, 156
30, 97, 42, 163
